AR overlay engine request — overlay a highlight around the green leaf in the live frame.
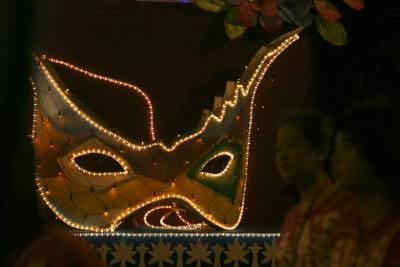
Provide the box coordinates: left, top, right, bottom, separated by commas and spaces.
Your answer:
315, 15, 348, 46
194, 0, 229, 13
224, 6, 247, 39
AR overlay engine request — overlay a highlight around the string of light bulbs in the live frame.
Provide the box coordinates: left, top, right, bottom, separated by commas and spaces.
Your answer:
74, 231, 280, 238
31, 30, 301, 232
45, 55, 156, 141
144, 204, 207, 230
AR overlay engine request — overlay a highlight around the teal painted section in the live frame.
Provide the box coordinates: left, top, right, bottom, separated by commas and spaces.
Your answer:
187, 139, 242, 200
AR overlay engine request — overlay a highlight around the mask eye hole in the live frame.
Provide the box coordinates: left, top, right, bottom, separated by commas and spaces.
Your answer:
199, 152, 234, 178
71, 149, 129, 176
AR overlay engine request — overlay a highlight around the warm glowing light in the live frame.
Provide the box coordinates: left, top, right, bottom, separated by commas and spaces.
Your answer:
35, 36, 298, 154
199, 151, 234, 178
70, 148, 129, 177
173, 202, 206, 229
143, 204, 206, 230
31, 30, 301, 232
45, 56, 156, 141
29, 78, 39, 141
74, 231, 280, 238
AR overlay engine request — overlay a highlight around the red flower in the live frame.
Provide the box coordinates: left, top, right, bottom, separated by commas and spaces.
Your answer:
314, 0, 342, 22
239, 0, 259, 27
254, 0, 278, 17
239, 0, 278, 27
259, 15, 282, 33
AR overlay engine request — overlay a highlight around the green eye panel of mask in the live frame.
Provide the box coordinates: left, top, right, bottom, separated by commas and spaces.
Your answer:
187, 139, 242, 200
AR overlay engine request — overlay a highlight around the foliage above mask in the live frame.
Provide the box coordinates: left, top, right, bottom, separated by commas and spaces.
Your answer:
194, 0, 364, 46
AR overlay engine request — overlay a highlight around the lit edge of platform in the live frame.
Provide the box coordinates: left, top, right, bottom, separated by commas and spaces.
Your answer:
72, 231, 280, 238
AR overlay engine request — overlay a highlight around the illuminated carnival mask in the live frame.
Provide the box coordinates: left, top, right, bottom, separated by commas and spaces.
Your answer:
30, 29, 301, 231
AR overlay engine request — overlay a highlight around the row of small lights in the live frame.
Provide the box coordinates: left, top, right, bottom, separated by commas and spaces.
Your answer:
32, 31, 300, 232
30, 78, 39, 140
73, 231, 280, 238
35, 32, 300, 232
38, 50, 253, 153
114, 192, 241, 231
30, 79, 106, 231
199, 151, 234, 179
160, 203, 207, 230
32, 62, 242, 230
143, 204, 173, 228
70, 148, 130, 176
236, 32, 301, 232
39, 30, 299, 155
45, 56, 156, 141
143, 204, 206, 230
29, 81, 67, 226
32, 78, 229, 231
174, 203, 207, 229
29, 81, 67, 227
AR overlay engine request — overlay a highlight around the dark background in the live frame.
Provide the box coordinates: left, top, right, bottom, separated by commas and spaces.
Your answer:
31, 0, 318, 228
2, 0, 399, 264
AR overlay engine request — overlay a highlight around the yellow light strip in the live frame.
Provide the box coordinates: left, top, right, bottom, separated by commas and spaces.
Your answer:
143, 205, 172, 229
113, 193, 239, 230
70, 148, 130, 176
36, 34, 297, 153
32, 32, 300, 232
236, 34, 300, 229
30, 78, 39, 140
144, 204, 206, 230
45, 56, 156, 141
159, 213, 206, 230
199, 151, 234, 178
174, 203, 191, 225
74, 231, 280, 238
174, 204, 207, 230
161, 204, 206, 230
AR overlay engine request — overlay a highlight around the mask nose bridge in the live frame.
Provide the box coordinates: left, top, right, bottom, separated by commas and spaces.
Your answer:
126, 139, 213, 182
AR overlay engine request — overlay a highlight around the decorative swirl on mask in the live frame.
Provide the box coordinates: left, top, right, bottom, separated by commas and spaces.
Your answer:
143, 203, 206, 230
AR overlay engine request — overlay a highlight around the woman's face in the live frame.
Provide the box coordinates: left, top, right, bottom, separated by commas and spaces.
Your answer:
275, 125, 321, 184
331, 132, 376, 195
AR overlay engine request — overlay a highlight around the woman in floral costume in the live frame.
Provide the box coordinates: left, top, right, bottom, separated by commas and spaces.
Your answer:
274, 112, 360, 267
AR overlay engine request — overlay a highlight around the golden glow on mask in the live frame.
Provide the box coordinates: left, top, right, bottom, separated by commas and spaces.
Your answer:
199, 151, 234, 178
36, 31, 298, 153
75, 232, 280, 238
31, 29, 301, 232
45, 56, 156, 141
143, 204, 206, 230
71, 149, 130, 177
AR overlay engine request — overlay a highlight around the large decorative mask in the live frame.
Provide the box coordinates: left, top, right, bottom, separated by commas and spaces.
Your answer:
30, 29, 301, 231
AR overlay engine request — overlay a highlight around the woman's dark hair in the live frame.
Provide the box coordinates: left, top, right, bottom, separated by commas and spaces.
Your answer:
277, 111, 335, 174
335, 99, 400, 198
278, 111, 334, 153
